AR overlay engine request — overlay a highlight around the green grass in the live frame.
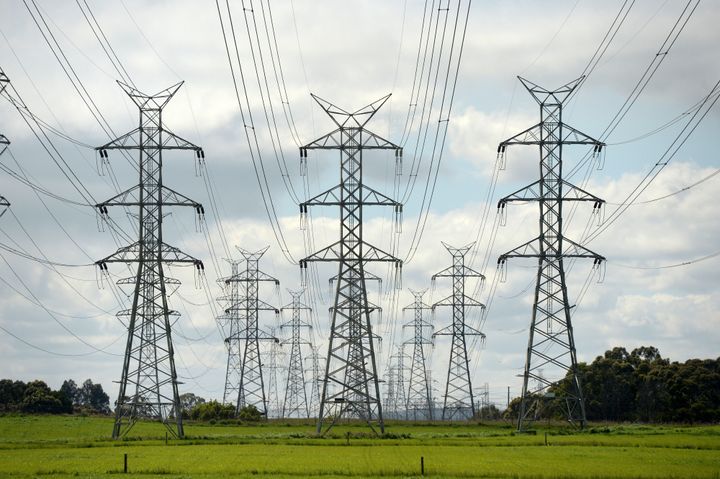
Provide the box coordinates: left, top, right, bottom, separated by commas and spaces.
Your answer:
0, 415, 718, 478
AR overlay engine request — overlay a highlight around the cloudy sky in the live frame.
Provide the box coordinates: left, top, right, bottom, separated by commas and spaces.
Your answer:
0, 0, 718, 412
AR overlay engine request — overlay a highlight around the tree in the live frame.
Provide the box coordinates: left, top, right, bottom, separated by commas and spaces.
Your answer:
0, 379, 27, 412
60, 379, 80, 406
78, 379, 110, 414
179, 393, 206, 417
21, 380, 70, 414
188, 400, 235, 421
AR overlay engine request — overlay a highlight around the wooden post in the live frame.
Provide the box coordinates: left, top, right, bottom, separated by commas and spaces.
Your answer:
421, 456, 425, 476
123, 453, 127, 473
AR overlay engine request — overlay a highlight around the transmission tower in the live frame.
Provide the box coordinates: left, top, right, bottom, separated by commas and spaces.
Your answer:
432, 242, 486, 420
219, 260, 242, 406
305, 345, 324, 417
265, 327, 286, 418
0, 72, 9, 216
298, 94, 402, 434
95, 82, 205, 439
223, 246, 279, 417
402, 288, 434, 420
385, 346, 408, 420
496, 76, 605, 431
280, 289, 312, 418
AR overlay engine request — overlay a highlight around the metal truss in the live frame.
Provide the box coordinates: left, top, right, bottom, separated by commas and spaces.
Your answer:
402, 289, 434, 420
384, 346, 408, 420
280, 290, 312, 418
432, 242, 486, 420
265, 327, 286, 418
497, 76, 605, 431
299, 94, 402, 435
218, 260, 242, 406
222, 246, 279, 417
95, 82, 204, 439
305, 345, 325, 418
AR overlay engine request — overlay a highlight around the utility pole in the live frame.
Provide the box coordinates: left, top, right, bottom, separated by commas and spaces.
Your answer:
496, 76, 605, 431
223, 246, 279, 417
402, 288, 434, 420
95, 82, 205, 439
432, 242, 485, 420
280, 289, 312, 419
0, 71, 9, 216
299, 94, 402, 435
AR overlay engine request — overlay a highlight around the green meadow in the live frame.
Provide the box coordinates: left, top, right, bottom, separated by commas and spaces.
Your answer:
0, 416, 718, 478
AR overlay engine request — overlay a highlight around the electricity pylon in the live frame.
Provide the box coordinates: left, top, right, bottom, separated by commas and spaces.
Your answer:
0, 72, 9, 216
305, 345, 324, 417
223, 246, 279, 417
280, 289, 312, 418
219, 260, 242, 406
95, 82, 205, 439
385, 346, 408, 419
298, 94, 402, 435
432, 242, 485, 420
402, 288, 434, 420
496, 76, 605, 431
265, 327, 285, 418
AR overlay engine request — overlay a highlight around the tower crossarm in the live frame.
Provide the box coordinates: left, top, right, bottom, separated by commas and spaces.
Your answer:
499, 123, 604, 149
498, 179, 605, 206
431, 265, 484, 280
224, 270, 279, 285
433, 322, 485, 339
96, 128, 202, 152
432, 294, 485, 310
96, 184, 203, 210
498, 236, 605, 262
225, 298, 280, 314
300, 184, 401, 208
301, 127, 400, 151
96, 241, 203, 266
299, 240, 401, 266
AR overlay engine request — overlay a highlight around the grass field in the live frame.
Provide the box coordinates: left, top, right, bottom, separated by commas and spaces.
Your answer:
0, 416, 718, 478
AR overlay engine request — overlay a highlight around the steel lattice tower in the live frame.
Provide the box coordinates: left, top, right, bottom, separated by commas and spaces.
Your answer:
299, 94, 402, 435
432, 242, 486, 420
497, 76, 605, 431
95, 82, 205, 439
402, 289, 434, 420
219, 260, 242, 406
0, 71, 9, 216
305, 345, 324, 417
385, 346, 408, 419
265, 327, 285, 418
280, 290, 312, 418
223, 246, 279, 417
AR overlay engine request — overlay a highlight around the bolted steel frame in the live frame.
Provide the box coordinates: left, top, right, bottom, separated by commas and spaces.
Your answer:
402, 288, 434, 420
95, 82, 205, 439
222, 246, 279, 418
432, 242, 486, 420
299, 94, 402, 435
497, 76, 605, 431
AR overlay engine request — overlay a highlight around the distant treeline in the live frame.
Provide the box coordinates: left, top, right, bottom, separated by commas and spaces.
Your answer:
0, 379, 109, 414
507, 346, 720, 423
